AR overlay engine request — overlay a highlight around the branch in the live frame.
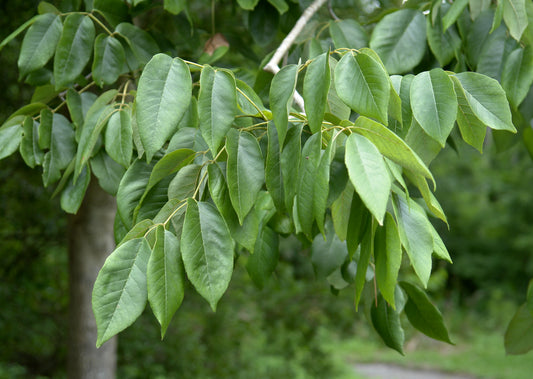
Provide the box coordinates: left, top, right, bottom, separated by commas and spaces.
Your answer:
263, 0, 328, 112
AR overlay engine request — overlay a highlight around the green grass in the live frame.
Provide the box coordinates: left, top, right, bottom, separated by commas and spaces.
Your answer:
329, 327, 533, 379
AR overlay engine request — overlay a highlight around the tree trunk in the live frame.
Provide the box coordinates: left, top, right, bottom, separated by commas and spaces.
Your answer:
68, 179, 117, 379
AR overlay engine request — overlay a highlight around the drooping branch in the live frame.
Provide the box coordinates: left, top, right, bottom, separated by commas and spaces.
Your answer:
263, 0, 328, 112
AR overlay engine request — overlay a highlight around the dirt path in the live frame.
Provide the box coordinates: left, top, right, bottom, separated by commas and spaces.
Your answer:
353, 363, 479, 379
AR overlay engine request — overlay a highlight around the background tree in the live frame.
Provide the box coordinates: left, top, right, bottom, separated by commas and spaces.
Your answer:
1, 0, 532, 377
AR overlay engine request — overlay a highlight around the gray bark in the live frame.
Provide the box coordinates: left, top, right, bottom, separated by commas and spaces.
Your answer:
67, 178, 117, 379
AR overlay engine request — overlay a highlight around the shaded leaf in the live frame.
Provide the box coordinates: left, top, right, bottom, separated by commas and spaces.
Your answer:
375, 213, 402, 306
371, 295, 405, 354
369, 9, 427, 74
246, 225, 279, 288
270, 64, 298, 146
400, 281, 453, 344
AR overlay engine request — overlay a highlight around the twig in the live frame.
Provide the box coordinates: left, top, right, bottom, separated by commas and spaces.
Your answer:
263, 0, 328, 113
328, 0, 340, 21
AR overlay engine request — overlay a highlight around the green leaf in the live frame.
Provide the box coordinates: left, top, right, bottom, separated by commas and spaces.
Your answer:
93, 237, 151, 347
404, 170, 447, 223
20, 117, 43, 168
427, 7, 462, 66
314, 133, 336, 235
208, 163, 240, 230
198, 66, 237, 155
335, 52, 390, 125
147, 226, 185, 338
0, 121, 23, 161
90, 151, 125, 196
304, 52, 330, 134
393, 195, 433, 288
105, 108, 133, 167
115, 23, 159, 66
353, 116, 433, 183
168, 164, 202, 201
92, 34, 126, 87
265, 123, 284, 211
375, 213, 402, 307
246, 225, 279, 288
502, 46, 533, 109
442, 0, 469, 31
491, 0, 505, 33
400, 281, 453, 344
371, 295, 405, 355
503, 0, 528, 41
354, 220, 374, 309
450, 76, 487, 152
164, 0, 187, 14
17, 13, 62, 79
237, 0, 259, 10
181, 199, 235, 311
60, 166, 90, 214
226, 129, 265, 224
54, 14, 95, 89
134, 175, 173, 223
136, 54, 192, 162
454, 72, 516, 132
327, 57, 351, 121
296, 133, 322, 237
410, 69, 458, 147
117, 159, 154, 228
329, 19, 369, 50
75, 90, 118, 179
331, 182, 353, 241
404, 120, 442, 166
311, 220, 348, 278
431, 224, 452, 263
0, 15, 39, 54
93, 0, 129, 27
66, 89, 84, 130
345, 133, 391, 225
267, 0, 288, 14
466, 11, 493, 69
476, 25, 507, 81
281, 125, 302, 211
42, 114, 76, 187
346, 190, 371, 257
505, 304, 533, 354
369, 9, 427, 74
270, 64, 298, 146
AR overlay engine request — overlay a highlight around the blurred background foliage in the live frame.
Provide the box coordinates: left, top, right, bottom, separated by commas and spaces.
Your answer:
2, 0, 533, 378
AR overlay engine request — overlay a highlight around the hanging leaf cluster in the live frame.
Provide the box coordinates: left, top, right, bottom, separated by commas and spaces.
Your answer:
0, 0, 529, 353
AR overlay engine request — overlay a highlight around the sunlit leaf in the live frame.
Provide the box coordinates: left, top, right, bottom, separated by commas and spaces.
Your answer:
181, 199, 235, 311
198, 66, 237, 155
147, 226, 185, 338
93, 237, 151, 347
335, 52, 390, 125
136, 54, 192, 161
345, 133, 391, 225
